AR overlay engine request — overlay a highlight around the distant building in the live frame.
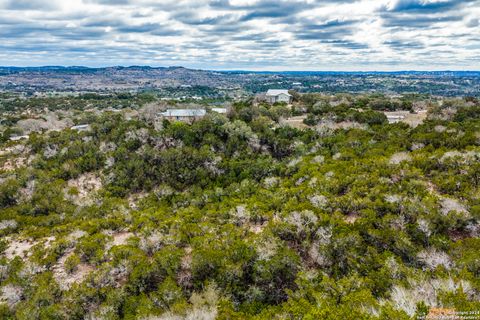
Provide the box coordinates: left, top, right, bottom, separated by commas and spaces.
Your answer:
9, 135, 29, 141
71, 124, 90, 131
159, 109, 206, 123
105, 108, 122, 113
265, 89, 292, 104
211, 107, 228, 114
386, 115, 405, 124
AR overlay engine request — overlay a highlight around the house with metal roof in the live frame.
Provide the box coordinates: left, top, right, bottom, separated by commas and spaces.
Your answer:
211, 107, 228, 114
159, 109, 206, 123
71, 124, 90, 131
9, 135, 29, 141
266, 89, 292, 104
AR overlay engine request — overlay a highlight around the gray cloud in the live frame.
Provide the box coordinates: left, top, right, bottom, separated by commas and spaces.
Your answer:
84, 0, 131, 4
294, 19, 359, 40
1, 0, 58, 10
466, 18, 479, 28
384, 0, 475, 13
381, 13, 464, 28
384, 40, 425, 50
379, 0, 478, 33
171, 11, 236, 26
328, 40, 370, 50
240, 1, 312, 21
210, 0, 315, 21
116, 23, 169, 34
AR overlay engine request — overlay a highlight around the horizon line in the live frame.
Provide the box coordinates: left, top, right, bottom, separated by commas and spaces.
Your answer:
1, 65, 480, 73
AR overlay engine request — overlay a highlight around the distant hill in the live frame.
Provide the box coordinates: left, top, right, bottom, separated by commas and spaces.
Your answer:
0, 66, 479, 96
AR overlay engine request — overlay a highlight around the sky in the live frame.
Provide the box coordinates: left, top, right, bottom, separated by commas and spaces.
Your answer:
0, 0, 479, 71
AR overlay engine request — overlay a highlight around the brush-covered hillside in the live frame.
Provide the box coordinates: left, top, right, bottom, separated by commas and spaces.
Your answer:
0, 96, 480, 319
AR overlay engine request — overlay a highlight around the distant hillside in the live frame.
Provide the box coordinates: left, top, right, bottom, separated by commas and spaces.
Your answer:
0, 66, 479, 96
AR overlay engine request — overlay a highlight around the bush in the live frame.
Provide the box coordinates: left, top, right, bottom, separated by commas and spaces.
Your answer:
75, 234, 108, 265
64, 254, 81, 274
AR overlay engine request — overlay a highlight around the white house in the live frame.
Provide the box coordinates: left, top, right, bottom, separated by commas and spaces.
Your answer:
265, 89, 292, 104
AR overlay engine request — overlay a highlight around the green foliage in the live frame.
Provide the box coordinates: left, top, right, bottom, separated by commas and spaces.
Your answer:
64, 254, 81, 274
451, 238, 480, 276
0, 238, 8, 255
0, 179, 20, 208
0, 94, 479, 319
151, 276, 185, 309
75, 234, 108, 265
454, 105, 480, 122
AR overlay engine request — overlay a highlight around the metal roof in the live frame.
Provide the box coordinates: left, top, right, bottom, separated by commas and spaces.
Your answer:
160, 109, 206, 117
71, 124, 90, 130
266, 89, 291, 96
9, 135, 29, 141
211, 108, 228, 114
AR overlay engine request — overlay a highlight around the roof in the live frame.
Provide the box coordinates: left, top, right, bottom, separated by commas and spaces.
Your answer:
9, 135, 29, 141
211, 108, 228, 114
160, 109, 206, 117
71, 124, 90, 130
266, 89, 292, 97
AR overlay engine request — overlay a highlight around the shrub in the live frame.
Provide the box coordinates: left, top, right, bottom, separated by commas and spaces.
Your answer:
64, 254, 81, 274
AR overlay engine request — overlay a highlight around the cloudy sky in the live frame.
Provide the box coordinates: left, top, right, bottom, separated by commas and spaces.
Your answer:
0, 0, 479, 70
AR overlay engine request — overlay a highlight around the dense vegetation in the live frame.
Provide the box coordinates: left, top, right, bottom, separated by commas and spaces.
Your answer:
0, 95, 479, 319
